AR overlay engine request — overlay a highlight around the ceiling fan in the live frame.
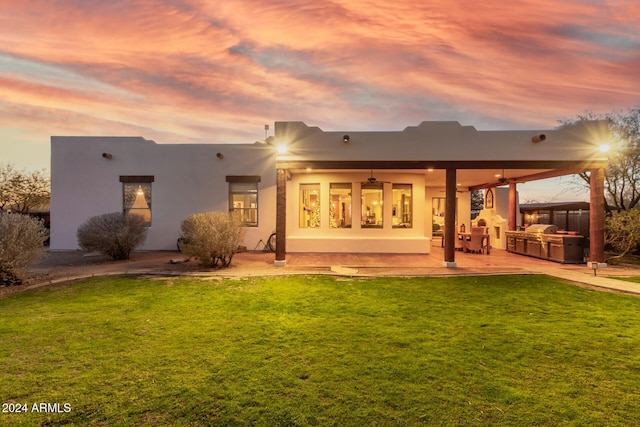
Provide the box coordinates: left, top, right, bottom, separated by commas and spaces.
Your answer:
361, 170, 390, 185
496, 169, 525, 185
497, 169, 509, 184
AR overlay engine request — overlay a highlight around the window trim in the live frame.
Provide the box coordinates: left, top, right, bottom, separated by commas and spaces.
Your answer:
120, 176, 154, 183
226, 175, 261, 183
120, 176, 153, 226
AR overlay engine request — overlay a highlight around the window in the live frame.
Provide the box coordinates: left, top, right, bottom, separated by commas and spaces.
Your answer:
330, 183, 352, 228
227, 176, 259, 227
392, 184, 412, 228
120, 176, 153, 226
361, 183, 383, 228
300, 184, 320, 228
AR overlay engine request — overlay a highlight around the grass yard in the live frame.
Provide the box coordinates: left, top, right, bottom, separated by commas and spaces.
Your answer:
1, 275, 640, 426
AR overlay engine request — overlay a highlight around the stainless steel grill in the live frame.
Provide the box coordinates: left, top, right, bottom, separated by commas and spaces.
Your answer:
506, 223, 584, 264
523, 224, 558, 235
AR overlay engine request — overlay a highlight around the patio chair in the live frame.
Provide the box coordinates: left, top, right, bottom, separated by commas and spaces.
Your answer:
455, 233, 465, 251
440, 226, 465, 251
464, 227, 488, 254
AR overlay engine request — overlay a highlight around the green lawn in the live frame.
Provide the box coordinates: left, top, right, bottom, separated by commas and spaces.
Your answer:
1, 275, 640, 426
614, 276, 640, 284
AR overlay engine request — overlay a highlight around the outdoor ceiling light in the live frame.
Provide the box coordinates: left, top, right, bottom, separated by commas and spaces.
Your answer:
277, 144, 288, 154
531, 134, 546, 143
343, 135, 350, 143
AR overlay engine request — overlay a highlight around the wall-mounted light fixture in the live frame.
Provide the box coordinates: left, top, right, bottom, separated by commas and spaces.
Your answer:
343, 135, 350, 143
277, 145, 287, 154
216, 152, 224, 159
531, 134, 546, 143
102, 152, 113, 160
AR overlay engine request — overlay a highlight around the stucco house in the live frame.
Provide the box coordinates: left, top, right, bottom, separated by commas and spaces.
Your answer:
50, 120, 609, 267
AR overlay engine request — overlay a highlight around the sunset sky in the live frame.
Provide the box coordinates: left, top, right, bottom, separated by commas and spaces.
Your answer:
1, 0, 638, 201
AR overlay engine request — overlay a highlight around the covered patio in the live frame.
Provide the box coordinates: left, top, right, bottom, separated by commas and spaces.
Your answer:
272, 121, 611, 268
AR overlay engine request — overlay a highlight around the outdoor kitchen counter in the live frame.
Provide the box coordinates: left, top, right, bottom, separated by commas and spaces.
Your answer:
506, 226, 586, 264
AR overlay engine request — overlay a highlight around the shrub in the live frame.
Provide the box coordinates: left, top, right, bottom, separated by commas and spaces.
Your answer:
0, 212, 49, 285
605, 209, 640, 260
77, 212, 148, 260
179, 211, 246, 267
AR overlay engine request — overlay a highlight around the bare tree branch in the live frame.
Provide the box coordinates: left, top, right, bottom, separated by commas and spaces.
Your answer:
560, 104, 640, 211
0, 163, 50, 214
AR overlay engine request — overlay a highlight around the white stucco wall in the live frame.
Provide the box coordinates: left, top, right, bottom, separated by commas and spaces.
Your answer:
274, 120, 610, 163
50, 137, 278, 250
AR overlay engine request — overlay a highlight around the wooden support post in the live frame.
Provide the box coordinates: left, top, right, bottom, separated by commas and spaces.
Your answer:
443, 168, 457, 267
589, 168, 605, 263
508, 182, 517, 231
275, 168, 287, 266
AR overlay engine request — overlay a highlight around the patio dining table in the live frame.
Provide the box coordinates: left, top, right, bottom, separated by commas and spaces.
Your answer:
458, 232, 491, 254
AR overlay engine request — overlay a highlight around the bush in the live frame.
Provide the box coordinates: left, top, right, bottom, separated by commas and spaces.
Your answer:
77, 212, 148, 260
0, 212, 49, 285
179, 211, 246, 267
606, 209, 640, 260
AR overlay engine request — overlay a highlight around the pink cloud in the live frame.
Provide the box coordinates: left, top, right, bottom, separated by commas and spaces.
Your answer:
0, 0, 638, 177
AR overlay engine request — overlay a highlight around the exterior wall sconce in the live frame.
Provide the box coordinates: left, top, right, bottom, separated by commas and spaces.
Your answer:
343, 135, 350, 143
216, 152, 224, 159
102, 152, 113, 160
531, 134, 546, 143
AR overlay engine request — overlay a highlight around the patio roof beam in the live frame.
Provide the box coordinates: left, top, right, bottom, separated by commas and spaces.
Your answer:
276, 160, 608, 171
468, 168, 586, 190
